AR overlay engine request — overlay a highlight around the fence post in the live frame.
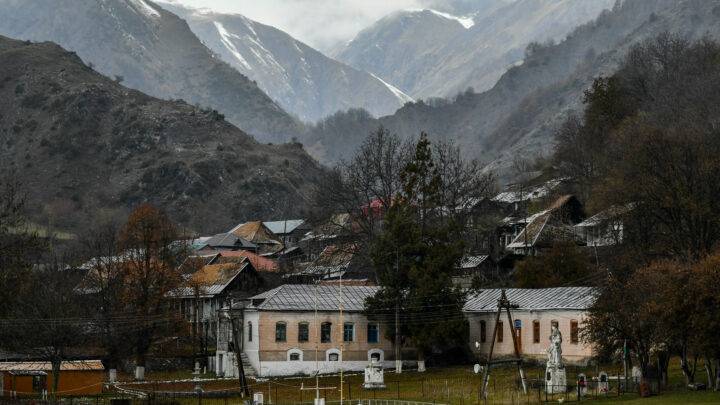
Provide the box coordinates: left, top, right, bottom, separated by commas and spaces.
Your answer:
348, 382, 352, 400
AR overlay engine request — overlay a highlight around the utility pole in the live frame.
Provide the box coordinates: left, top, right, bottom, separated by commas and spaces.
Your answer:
230, 313, 250, 397
394, 248, 402, 373
479, 289, 527, 399
339, 274, 344, 405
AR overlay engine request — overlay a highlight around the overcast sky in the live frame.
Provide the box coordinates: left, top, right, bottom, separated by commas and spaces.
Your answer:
163, 0, 424, 51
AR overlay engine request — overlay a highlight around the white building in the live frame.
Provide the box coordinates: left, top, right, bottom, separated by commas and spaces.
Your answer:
236, 284, 400, 377
464, 287, 598, 365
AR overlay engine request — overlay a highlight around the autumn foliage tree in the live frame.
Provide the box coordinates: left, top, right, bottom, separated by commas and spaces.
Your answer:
117, 204, 186, 379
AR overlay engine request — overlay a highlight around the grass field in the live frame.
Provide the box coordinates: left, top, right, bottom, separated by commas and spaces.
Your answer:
117, 358, 720, 405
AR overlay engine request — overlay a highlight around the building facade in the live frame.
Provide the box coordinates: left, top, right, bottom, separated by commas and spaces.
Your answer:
464, 288, 597, 365
237, 285, 399, 377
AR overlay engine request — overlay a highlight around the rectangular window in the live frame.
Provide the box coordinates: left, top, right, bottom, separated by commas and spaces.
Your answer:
497, 321, 503, 343
321, 322, 332, 343
298, 322, 309, 342
480, 320, 487, 343
248, 321, 253, 342
571, 320, 579, 344
533, 320, 540, 344
367, 323, 379, 343
275, 322, 286, 342
344, 323, 354, 342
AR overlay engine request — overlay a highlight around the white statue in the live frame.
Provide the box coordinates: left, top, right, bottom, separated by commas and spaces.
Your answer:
547, 324, 563, 369
545, 324, 566, 394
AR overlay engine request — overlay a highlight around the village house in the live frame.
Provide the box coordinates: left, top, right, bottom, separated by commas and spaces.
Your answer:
197, 233, 258, 253
229, 221, 284, 256
226, 284, 399, 378
464, 287, 597, 365
171, 255, 264, 342
504, 195, 585, 255
575, 204, 635, 247
285, 244, 373, 283
263, 220, 311, 247
452, 255, 496, 288
0, 360, 105, 397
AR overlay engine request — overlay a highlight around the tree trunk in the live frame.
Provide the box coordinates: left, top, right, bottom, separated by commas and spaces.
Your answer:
417, 350, 426, 372
680, 350, 697, 385
714, 359, 720, 391
51, 359, 61, 403
704, 357, 714, 389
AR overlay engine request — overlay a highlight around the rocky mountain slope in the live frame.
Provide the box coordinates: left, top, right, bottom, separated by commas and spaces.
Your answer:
158, 1, 413, 122
306, 0, 720, 171
334, 0, 614, 99
0, 35, 325, 234
0, 0, 301, 143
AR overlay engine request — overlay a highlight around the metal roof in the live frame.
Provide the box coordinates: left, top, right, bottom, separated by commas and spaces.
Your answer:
249, 284, 379, 312
205, 233, 256, 249
460, 255, 490, 269
463, 287, 598, 312
0, 360, 104, 372
263, 220, 306, 234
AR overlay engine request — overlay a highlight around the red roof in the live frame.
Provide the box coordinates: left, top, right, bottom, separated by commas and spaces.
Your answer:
217, 250, 279, 272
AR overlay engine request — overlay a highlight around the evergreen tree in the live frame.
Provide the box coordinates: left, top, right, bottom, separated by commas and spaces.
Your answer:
365, 134, 468, 367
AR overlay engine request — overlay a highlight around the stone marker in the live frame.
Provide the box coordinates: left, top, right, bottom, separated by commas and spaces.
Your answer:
363, 358, 386, 389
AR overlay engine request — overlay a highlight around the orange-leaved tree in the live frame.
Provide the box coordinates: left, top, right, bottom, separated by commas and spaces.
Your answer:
118, 204, 186, 379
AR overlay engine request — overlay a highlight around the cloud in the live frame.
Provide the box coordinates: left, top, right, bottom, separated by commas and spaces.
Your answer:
163, 0, 423, 51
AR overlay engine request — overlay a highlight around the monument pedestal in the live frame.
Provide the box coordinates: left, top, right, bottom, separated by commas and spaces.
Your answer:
363, 361, 386, 389
545, 366, 566, 394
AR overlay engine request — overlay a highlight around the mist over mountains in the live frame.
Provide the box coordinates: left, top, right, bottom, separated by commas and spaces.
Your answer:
159, 1, 413, 123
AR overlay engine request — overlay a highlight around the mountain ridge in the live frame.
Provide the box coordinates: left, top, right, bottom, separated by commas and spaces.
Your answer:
0, 0, 303, 143
0, 35, 325, 234
158, 1, 413, 123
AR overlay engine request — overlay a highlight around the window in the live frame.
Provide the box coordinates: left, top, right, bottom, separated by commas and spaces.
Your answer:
275, 322, 287, 342
328, 353, 339, 361
298, 322, 309, 342
367, 323, 379, 343
533, 320, 540, 344
321, 322, 332, 343
248, 321, 253, 342
287, 349, 303, 361
344, 323, 354, 342
570, 320, 579, 344
497, 321, 503, 343
480, 320, 487, 343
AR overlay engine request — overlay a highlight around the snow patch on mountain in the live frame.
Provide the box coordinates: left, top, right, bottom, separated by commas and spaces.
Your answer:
407, 8, 475, 28
213, 21, 251, 70
370, 73, 414, 104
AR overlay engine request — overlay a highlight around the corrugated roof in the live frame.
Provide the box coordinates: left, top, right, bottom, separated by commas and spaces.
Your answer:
205, 233, 256, 249
460, 255, 489, 269
263, 220, 306, 235
173, 261, 249, 297
463, 287, 598, 312
576, 204, 635, 228
217, 250, 279, 272
249, 284, 379, 312
0, 360, 104, 372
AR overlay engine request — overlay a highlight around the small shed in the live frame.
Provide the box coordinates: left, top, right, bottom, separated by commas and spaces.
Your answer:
0, 360, 105, 397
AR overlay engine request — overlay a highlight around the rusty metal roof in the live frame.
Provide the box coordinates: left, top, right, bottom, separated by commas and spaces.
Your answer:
0, 360, 104, 372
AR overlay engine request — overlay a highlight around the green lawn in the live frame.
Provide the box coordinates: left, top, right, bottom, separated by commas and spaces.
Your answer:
121, 359, 718, 405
